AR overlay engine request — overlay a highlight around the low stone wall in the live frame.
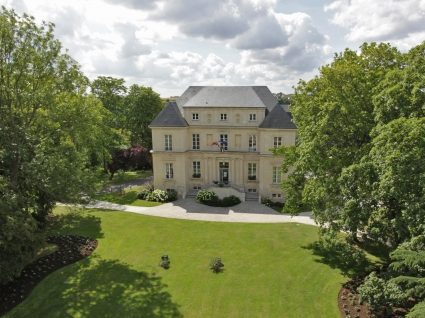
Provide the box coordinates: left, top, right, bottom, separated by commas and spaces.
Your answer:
207, 186, 245, 202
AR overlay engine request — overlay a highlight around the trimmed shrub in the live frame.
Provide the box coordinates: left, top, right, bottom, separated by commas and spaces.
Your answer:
210, 257, 224, 273
261, 197, 273, 207
196, 190, 241, 207
138, 187, 177, 202
160, 255, 170, 269
196, 189, 218, 204
261, 197, 284, 211
137, 188, 151, 200
221, 195, 241, 207
146, 189, 169, 202
166, 189, 178, 202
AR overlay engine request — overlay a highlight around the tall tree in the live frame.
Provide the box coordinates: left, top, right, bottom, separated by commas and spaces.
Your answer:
91, 76, 130, 169
124, 84, 163, 147
340, 118, 425, 246
0, 8, 112, 283
91, 76, 127, 129
280, 43, 402, 230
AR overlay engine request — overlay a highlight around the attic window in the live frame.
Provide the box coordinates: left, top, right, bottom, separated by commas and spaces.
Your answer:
220, 113, 228, 121
192, 113, 199, 120
249, 113, 256, 121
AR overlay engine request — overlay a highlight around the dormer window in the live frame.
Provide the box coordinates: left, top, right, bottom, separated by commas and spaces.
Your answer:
249, 113, 256, 121
220, 113, 228, 121
192, 113, 199, 120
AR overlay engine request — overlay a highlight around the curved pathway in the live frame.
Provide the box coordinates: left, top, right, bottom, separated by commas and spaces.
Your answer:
82, 198, 317, 226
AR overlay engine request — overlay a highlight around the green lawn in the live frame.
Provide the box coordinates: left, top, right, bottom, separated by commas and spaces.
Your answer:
94, 186, 162, 207
5, 207, 352, 318
95, 169, 153, 187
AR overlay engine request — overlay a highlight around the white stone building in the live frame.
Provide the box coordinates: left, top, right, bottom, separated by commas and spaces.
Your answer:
149, 86, 296, 202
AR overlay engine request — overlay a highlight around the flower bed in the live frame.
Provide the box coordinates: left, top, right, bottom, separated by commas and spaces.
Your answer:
0, 235, 97, 316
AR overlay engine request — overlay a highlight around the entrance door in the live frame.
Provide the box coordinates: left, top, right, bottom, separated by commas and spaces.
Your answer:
219, 162, 229, 183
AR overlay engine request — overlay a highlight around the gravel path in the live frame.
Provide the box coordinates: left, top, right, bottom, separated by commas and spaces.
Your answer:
82, 198, 317, 225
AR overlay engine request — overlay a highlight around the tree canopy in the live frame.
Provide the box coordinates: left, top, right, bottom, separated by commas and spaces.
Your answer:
278, 41, 425, 316
0, 7, 113, 283
280, 42, 424, 244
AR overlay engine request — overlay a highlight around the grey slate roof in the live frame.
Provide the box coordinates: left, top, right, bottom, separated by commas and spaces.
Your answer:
179, 86, 278, 108
259, 104, 297, 129
149, 102, 188, 127
176, 86, 203, 109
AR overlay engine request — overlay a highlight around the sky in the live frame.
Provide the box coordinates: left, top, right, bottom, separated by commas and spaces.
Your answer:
1, 0, 425, 97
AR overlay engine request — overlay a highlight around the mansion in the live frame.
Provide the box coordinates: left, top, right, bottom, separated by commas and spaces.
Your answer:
149, 86, 296, 202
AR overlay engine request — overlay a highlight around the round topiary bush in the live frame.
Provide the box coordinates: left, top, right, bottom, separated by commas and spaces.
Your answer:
146, 189, 169, 202
221, 195, 241, 207
196, 189, 218, 205
196, 190, 241, 207
210, 257, 224, 273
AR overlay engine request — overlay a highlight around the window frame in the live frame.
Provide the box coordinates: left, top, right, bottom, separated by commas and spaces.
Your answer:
249, 113, 256, 121
273, 136, 282, 148
192, 113, 199, 121
164, 134, 173, 151
165, 163, 174, 179
192, 133, 200, 150
248, 163, 257, 180
248, 135, 257, 151
192, 161, 201, 178
219, 134, 228, 151
220, 113, 228, 121
272, 166, 281, 184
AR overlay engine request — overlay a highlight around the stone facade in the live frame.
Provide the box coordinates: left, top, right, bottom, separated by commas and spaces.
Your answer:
149, 86, 296, 202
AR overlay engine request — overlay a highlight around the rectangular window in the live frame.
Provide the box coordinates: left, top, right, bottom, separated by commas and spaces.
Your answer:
272, 166, 281, 184
220, 113, 228, 121
192, 161, 201, 178
192, 134, 200, 150
192, 113, 199, 120
273, 136, 282, 148
164, 134, 172, 151
248, 163, 257, 180
165, 163, 173, 179
249, 113, 256, 121
248, 188, 257, 193
249, 135, 257, 151
219, 134, 228, 151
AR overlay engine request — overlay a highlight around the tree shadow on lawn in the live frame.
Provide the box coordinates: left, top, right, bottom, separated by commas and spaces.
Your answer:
53, 257, 182, 318
303, 239, 376, 278
48, 208, 104, 239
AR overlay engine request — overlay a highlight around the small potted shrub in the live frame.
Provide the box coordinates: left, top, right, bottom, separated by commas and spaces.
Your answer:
160, 255, 170, 269
210, 257, 224, 273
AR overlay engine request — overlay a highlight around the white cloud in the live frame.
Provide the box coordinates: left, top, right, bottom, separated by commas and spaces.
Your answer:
1, 0, 376, 96
103, 0, 157, 10
152, 0, 254, 39
325, 0, 425, 44
233, 13, 288, 50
